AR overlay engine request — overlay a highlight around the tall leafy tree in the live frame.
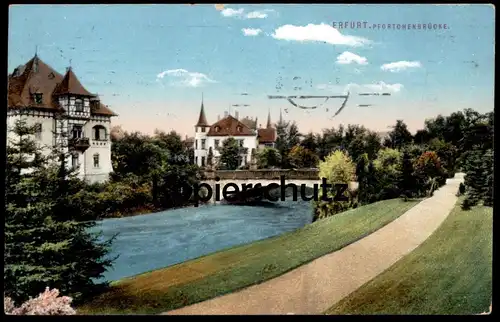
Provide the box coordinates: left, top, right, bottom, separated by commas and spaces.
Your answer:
399, 151, 417, 197
219, 137, 244, 170
386, 120, 413, 149
300, 132, 319, 154
275, 119, 302, 168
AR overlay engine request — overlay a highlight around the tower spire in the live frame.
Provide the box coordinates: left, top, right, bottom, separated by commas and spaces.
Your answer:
195, 93, 208, 126
279, 108, 283, 124
34, 45, 38, 57
266, 108, 272, 128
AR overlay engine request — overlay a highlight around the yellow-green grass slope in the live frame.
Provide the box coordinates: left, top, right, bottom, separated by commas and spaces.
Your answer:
79, 198, 420, 315
326, 197, 492, 315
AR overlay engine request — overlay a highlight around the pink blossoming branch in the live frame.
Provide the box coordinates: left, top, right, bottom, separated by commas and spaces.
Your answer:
4, 287, 76, 315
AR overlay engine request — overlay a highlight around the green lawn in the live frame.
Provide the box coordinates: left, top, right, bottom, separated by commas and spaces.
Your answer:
78, 198, 420, 315
326, 197, 492, 315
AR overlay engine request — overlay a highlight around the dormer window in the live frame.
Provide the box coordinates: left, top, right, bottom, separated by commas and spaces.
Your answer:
48, 72, 55, 79
75, 98, 84, 112
215, 126, 220, 133
33, 93, 43, 104
237, 126, 242, 133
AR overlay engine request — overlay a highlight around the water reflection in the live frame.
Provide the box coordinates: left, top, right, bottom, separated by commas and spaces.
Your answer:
94, 200, 313, 282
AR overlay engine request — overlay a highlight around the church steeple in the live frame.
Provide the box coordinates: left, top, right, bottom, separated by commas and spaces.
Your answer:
266, 109, 272, 128
195, 92, 209, 127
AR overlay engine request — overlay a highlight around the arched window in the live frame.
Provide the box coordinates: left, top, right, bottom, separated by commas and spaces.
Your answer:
75, 98, 84, 112
236, 126, 242, 133
215, 126, 220, 133
93, 125, 107, 141
93, 153, 100, 168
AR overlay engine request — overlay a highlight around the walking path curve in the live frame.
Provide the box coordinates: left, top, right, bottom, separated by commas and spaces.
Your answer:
165, 174, 464, 315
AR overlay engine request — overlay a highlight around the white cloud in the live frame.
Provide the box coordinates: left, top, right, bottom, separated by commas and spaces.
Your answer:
156, 69, 216, 88
272, 23, 371, 47
317, 81, 403, 93
351, 81, 404, 93
380, 61, 422, 72
242, 28, 262, 36
220, 7, 274, 19
221, 8, 244, 17
246, 10, 273, 19
336, 51, 368, 65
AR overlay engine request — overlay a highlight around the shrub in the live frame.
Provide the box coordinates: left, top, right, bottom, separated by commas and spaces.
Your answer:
4, 288, 76, 315
256, 147, 282, 169
313, 150, 356, 221
456, 182, 466, 196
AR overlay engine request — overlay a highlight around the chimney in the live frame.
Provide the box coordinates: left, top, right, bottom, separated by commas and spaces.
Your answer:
218, 114, 220, 121
235, 111, 239, 120
224, 111, 228, 118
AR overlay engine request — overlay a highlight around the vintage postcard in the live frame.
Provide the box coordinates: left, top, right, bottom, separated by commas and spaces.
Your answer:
6, 3, 493, 315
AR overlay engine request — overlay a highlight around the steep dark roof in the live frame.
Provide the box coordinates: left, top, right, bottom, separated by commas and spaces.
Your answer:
207, 115, 255, 136
196, 101, 209, 126
8, 55, 117, 117
53, 67, 94, 96
8, 55, 64, 111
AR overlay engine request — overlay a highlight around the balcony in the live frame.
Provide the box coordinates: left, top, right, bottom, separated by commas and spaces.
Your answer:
68, 137, 90, 152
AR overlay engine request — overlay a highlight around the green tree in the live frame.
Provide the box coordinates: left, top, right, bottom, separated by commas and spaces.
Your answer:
363, 131, 382, 160
386, 120, 413, 149
288, 145, 319, 169
424, 114, 447, 140
5, 119, 115, 304
313, 150, 356, 221
256, 147, 282, 169
427, 138, 458, 176
219, 137, 242, 170
462, 148, 493, 209
399, 151, 417, 197
275, 119, 302, 168
413, 129, 432, 145
413, 151, 445, 196
373, 148, 403, 200
300, 132, 319, 154
207, 147, 214, 168
355, 153, 378, 205
317, 126, 344, 160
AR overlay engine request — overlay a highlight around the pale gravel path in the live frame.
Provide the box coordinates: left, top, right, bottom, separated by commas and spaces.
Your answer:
164, 174, 464, 315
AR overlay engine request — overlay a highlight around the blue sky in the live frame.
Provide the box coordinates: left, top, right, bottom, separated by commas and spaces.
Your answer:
8, 4, 495, 137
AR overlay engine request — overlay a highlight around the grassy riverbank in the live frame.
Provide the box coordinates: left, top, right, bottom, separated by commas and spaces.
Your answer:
78, 198, 420, 314
326, 197, 492, 315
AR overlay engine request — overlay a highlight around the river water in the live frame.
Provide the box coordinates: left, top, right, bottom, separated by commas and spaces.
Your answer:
95, 200, 313, 282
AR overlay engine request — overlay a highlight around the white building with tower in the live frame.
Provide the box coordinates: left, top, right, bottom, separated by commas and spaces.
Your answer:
193, 96, 277, 168
7, 54, 117, 183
